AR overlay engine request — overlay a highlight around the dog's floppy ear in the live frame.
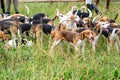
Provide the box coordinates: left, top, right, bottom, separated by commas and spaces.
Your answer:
94, 23, 100, 31
88, 18, 92, 28
50, 29, 57, 38
99, 18, 103, 22
80, 31, 85, 40
61, 26, 66, 31
91, 31, 96, 39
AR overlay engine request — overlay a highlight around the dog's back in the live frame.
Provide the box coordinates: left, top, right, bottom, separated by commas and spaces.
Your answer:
61, 31, 78, 42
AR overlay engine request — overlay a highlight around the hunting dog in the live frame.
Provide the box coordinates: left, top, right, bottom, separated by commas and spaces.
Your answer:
0, 20, 22, 42
102, 27, 120, 52
82, 17, 92, 28
56, 8, 80, 29
93, 21, 120, 52
6, 14, 28, 23
4, 38, 33, 49
50, 29, 96, 54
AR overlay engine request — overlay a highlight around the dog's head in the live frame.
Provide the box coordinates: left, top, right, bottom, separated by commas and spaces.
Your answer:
56, 9, 68, 23
82, 17, 92, 28
94, 22, 110, 32
69, 14, 80, 22
82, 17, 91, 24
80, 29, 96, 44
99, 16, 109, 22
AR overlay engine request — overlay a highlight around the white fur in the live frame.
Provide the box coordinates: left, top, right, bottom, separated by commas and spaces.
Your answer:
56, 8, 80, 29
6, 38, 34, 49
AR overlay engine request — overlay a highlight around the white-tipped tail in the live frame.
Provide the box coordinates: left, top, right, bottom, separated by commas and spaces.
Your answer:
80, 6, 87, 12
87, 8, 92, 18
71, 6, 78, 12
25, 5, 30, 16
92, 13, 103, 23
56, 8, 60, 16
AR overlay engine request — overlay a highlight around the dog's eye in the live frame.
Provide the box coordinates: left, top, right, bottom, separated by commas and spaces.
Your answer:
60, 15, 63, 17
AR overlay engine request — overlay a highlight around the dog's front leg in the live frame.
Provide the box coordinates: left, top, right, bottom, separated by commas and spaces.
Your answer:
50, 40, 61, 54
74, 45, 79, 51
114, 40, 119, 52
92, 41, 96, 52
81, 42, 85, 55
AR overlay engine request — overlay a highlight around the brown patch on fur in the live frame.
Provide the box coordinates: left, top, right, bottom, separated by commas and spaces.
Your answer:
52, 29, 96, 44
31, 24, 42, 41
0, 31, 10, 41
99, 16, 109, 22
70, 15, 75, 20
7, 14, 27, 19
58, 23, 66, 31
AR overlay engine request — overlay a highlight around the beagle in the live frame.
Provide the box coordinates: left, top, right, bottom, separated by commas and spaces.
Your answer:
6, 14, 28, 23
102, 27, 120, 52
94, 21, 120, 52
82, 17, 92, 28
30, 13, 48, 21
4, 38, 34, 49
66, 14, 80, 29
50, 29, 96, 54
0, 20, 21, 40
31, 18, 56, 26
31, 24, 57, 42
56, 9, 80, 29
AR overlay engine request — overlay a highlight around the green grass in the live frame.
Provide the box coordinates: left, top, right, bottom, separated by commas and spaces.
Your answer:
0, 2, 120, 80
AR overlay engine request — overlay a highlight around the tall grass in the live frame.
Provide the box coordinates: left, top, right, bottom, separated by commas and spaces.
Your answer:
0, 2, 120, 80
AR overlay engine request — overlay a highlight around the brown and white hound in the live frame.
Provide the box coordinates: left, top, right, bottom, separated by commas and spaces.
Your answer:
50, 29, 96, 54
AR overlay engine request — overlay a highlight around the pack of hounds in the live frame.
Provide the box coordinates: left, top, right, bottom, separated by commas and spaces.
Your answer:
0, 5, 120, 54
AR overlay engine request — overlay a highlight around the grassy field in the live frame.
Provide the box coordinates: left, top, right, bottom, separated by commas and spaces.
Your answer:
0, 2, 120, 80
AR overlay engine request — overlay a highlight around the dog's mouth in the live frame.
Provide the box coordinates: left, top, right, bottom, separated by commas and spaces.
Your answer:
103, 28, 109, 33
74, 20, 80, 25
87, 37, 94, 44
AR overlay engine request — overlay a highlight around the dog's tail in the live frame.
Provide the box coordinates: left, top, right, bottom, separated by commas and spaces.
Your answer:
87, 8, 92, 18
58, 23, 62, 31
71, 6, 79, 12
56, 8, 60, 17
80, 6, 87, 12
113, 13, 119, 21
92, 12, 103, 23
25, 5, 30, 17
109, 13, 119, 23
51, 15, 58, 21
